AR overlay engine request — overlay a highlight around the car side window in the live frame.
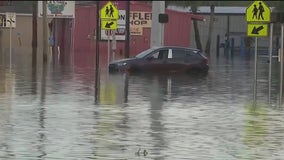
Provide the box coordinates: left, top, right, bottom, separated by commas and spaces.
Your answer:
151, 51, 160, 59
185, 49, 200, 61
151, 49, 168, 60
171, 49, 186, 60
186, 51, 194, 58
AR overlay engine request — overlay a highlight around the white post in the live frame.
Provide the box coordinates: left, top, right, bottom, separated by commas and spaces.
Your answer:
9, 24, 12, 69
268, 23, 273, 104
150, 1, 165, 47
253, 37, 258, 106
280, 24, 284, 106
111, 30, 116, 62
107, 30, 110, 67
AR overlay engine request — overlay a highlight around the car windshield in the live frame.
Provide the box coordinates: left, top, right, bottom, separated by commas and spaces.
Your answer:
135, 48, 157, 58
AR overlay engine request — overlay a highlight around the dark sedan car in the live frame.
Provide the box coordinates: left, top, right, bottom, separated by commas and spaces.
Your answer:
109, 46, 209, 74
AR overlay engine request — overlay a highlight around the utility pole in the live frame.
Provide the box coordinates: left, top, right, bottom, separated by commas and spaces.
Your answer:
268, 23, 273, 104
125, 1, 130, 58
42, 1, 48, 64
95, 1, 100, 104
150, 1, 165, 47
280, 23, 284, 106
32, 1, 37, 68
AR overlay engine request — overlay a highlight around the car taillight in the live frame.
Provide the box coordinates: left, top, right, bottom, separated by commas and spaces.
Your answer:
204, 58, 209, 64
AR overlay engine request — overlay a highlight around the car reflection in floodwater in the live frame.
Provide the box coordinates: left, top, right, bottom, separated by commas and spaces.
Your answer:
105, 71, 209, 105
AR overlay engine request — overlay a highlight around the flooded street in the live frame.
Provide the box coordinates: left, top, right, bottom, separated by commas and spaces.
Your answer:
1, 50, 284, 160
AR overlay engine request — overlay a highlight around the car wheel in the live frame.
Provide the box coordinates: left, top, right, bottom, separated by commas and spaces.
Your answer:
188, 67, 208, 75
129, 66, 141, 73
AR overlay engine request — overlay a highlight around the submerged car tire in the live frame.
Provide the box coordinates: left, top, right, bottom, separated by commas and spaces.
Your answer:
128, 66, 141, 73
187, 67, 208, 75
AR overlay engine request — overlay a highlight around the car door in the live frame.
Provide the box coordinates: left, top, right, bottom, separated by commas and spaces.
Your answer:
143, 49, 169, 72
184, 49, 203, 68
166, 48, 188, 72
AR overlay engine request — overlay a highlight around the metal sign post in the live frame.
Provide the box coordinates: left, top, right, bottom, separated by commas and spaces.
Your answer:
5, 12, 16, 69
268, 23, 273, 104
100, 1, 119, 69
111, 30, 116, 62
246, 1, 271, 105
5, 12, 16, 70
280, 24, 284, 106
95, 1, 100, 104
107, 30, 110, 67
253, 37, 258, 106
9, 23, 12, 69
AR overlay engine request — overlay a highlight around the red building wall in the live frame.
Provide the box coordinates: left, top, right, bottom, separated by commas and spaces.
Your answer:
74, 1, 199, 68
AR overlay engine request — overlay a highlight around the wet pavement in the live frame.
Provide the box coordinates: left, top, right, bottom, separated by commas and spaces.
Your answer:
1, 50, 284, 160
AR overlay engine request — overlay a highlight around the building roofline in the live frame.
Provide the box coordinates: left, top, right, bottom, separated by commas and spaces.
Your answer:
167, 6, 275, 15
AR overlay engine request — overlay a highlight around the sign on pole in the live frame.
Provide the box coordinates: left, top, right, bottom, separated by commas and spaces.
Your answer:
246, 1, 270, 37
0, 12, 16, 28
100, 1, 119, 66
247, 23, 268, 37
245, 1, 271, 105
38, 1, 75, 18
5, 12, 16, 28
100, 1, 119, 20
101, 19, 117, 30
100, 1, 119, 30
246, 1, 270, 23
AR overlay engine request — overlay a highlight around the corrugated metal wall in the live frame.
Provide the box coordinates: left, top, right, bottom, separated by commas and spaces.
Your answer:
73, 5, 96, 68
164, 10, 192, 47
194, 14, 247, 54
53, 18, 73, 65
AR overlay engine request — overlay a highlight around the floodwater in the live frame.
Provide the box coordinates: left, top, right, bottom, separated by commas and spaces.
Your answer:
1, 50, 284, 160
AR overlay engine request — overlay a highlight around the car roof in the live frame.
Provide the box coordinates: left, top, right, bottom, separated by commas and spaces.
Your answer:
151, 46, 200, 52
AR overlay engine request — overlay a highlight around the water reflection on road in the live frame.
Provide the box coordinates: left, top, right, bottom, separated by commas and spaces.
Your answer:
1, 52, 284, 159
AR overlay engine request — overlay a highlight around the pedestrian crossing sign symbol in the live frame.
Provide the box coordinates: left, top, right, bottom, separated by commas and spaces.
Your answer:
101, 19, 117, 30
100, 1, 119, 20
246, 1, 270, 22
247, 23, 268, 37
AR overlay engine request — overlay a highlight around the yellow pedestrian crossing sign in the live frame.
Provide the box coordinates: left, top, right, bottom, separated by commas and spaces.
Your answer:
246, 1, 270, 22
101, 20, 117, 30
247, 23, 268, 37
100, 1, 119, 20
